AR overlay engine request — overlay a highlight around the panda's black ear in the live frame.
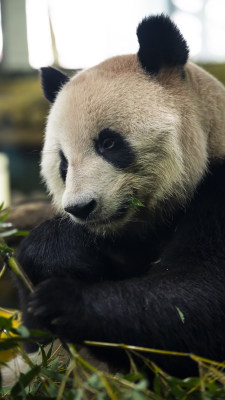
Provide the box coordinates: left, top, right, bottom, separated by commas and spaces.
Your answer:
137, 14, 189, 75
40, 67, 70, 103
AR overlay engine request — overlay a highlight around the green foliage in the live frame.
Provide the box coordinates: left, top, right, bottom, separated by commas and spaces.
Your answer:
130, 197, 145, 211
0, 203, 20, 241
0, 203, 29, 267
0, 202, 29, 240
176, 307, 185, 324
1, 318, 225, 399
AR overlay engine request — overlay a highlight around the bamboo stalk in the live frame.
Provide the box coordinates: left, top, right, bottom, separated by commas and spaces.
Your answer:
0, 237, 34, 293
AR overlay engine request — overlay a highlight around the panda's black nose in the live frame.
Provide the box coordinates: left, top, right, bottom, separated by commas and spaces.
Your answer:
64, 199, 97, 220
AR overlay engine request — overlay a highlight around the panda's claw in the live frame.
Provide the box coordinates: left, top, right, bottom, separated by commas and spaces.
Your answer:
32, 306, 49, 318
26, 277, 84, 334
51, 317, 66, 326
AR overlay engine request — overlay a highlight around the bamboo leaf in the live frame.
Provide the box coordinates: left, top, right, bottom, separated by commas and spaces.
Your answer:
176, 307, 185, 324
0, 315, 13, 330
130, 197, 145, 210
0, 229, 18, 238
0, 341, 18, 351
0, 263, 6, 279
0, 209, 10, 222
11, 365, 41, 396
15, 230, 29, 237
15, 325, 31, 338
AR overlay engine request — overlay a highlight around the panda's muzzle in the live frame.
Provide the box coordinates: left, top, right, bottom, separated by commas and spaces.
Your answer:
64, 199, 97, 220
65, 199, 130, 224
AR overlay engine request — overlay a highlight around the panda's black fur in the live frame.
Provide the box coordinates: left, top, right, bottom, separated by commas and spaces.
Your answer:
15, 15, 225, 379
41, 66, 69, 103
137, 15, 189, 74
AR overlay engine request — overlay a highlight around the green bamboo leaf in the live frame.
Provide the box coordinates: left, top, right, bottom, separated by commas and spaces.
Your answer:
40, 345, 48, 367
0, 228, 18, 238
15, 325, 30, 338
134, 379, 148, 391
130, 197, 145, 210
29, 381, 42, 396
46, 381, 59, 397
0, 246, 14, 254
40, 367, 67, 382
0, 341, 18, 351
123, 373, 144, 383
46, 339, 55, 360
72, 389, 84, 400
0, 315, 13, 330
15, 230, 29, 237
0, 210, 10, 222
182, 376, 201, 388
88, 373, 104, 389
176, 307, 185, 324
0, 264, 6, 279
29, 329, 52, 339
153, 375, 163, 396
6, 254, 34, 293
11, 365, 41, 396
48, 355, 60, 370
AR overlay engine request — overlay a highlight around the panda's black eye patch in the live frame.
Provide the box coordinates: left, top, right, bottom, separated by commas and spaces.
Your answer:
59, 150, 68, 182
94, 129, 135, 169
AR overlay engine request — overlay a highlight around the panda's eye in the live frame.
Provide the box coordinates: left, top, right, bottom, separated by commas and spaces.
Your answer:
94, 128, 135, 169
59, 150, 68, 182
95, 130, 119, 155
101, 137, 116, 151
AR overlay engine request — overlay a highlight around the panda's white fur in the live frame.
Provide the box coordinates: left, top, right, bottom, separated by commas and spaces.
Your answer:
41, 56, 225, 235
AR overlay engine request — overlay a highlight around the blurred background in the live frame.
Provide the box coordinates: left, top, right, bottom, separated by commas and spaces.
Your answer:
0, 0, 225, 307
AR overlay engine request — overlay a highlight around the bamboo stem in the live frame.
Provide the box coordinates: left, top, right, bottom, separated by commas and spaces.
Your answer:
0, 237, 34, 293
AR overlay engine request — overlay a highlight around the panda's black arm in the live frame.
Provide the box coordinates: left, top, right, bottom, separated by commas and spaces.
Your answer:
15, 214, 163, 342
27, 261, 225, 377
16, 215, 162, 285
15, 216, 109, 342
16, 216, 106, 285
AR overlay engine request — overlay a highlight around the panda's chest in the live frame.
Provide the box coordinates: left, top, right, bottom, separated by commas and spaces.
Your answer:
101, 218, 180, 280
102, 233, 163, 280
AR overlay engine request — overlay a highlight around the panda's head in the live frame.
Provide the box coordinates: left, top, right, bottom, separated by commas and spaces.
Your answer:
41, 15, 225, 235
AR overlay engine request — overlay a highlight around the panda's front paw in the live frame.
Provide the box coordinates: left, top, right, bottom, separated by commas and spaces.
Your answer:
28, 278, 85, 340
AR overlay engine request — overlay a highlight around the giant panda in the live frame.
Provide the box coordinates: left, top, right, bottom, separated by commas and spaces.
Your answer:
6, 14, 225, 380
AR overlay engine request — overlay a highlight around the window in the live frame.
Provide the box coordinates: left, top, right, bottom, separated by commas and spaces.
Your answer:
25, 0, 169, 69
1, 0, 225, 70
171, 0, 225, 61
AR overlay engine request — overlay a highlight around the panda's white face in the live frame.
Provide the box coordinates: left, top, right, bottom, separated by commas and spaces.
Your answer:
41, 55, 208, 235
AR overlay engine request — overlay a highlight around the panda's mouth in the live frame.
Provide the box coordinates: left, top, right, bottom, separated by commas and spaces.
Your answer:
84, 202, 131, 227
